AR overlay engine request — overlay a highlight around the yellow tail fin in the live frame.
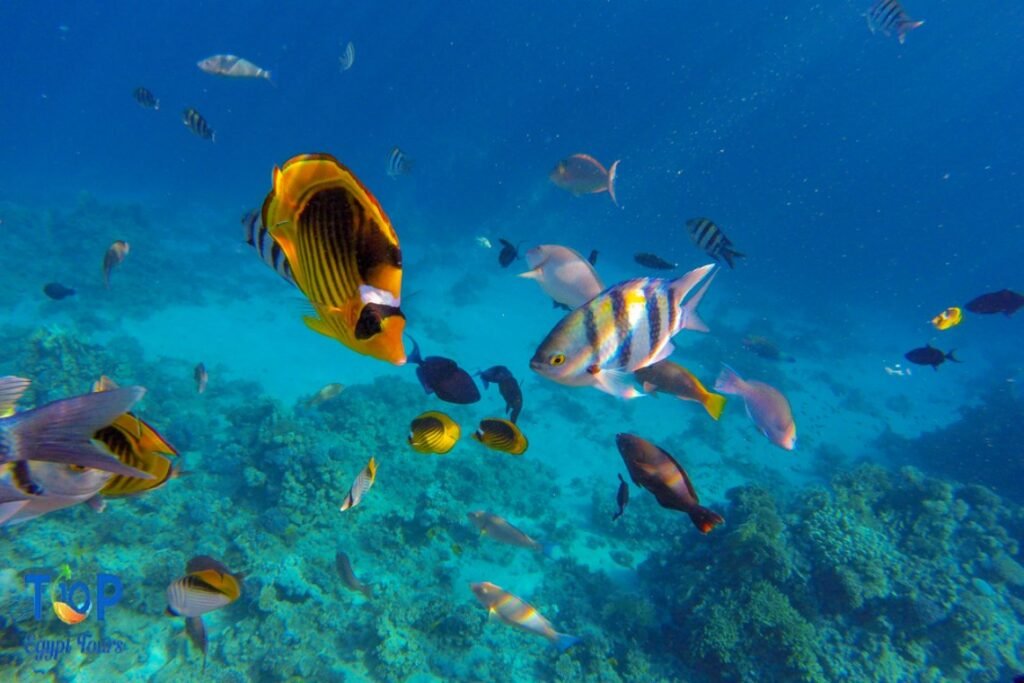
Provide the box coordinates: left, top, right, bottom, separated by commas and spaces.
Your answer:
703, 393, 727, 421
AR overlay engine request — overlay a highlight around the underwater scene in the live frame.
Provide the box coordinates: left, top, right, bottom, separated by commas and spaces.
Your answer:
1, 1, 1023, 681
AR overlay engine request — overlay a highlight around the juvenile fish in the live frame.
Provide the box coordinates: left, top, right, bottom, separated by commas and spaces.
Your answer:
634, 253, 677, 270
335, 551, 373, 599
197, 54, 272, 81
133, 87, 159, 110
183, 108, 215, 141
714, 365, 796, 450
102, 240, 130, 288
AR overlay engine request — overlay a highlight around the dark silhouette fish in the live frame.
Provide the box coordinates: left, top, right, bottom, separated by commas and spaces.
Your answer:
43, 282, 76, 300
184, 616, 207, 673
634, 253, 677, 270
587, 249, 599, 266
612, 473, 629, 521
478, 365, 523, 423
965, 289, 1023, 316
408, 337, 480, 404
904, 344, 959, 371
335, 551, 373, 599
497, 239, 521, 268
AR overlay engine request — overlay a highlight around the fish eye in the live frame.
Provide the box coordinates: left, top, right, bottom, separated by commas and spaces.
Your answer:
550, 354, 566, 366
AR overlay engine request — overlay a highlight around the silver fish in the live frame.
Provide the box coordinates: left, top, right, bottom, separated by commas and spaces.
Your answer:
518, 245, 603, 309
866, 0, 924, 44
197, 54, 272, 81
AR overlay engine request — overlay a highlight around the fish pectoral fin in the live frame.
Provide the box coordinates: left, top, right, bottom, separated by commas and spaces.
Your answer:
517, 267, 542, 281
0, 500, 29, 525
592, 370, 643, 399
86, 495, 106, 513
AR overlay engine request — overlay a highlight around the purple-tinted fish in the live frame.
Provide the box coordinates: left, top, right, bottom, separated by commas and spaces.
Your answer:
714, 365, 796, 451
408, 337, 480, 404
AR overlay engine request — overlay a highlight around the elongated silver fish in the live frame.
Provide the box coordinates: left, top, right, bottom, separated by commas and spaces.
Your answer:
685, 218, 743, 268
197, 54, 272, 81
866, 0, 924, 44
530, 264, 716, 398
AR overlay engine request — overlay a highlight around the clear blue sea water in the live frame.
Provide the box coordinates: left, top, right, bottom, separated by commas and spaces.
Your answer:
1, 2, 1022, 681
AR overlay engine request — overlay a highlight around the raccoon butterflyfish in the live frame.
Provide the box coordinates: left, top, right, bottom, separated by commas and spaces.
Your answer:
931, 307, 963, 330
259, 153, 406, 365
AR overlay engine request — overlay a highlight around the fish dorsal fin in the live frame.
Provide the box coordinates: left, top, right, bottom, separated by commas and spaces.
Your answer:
0, 376, 31, 417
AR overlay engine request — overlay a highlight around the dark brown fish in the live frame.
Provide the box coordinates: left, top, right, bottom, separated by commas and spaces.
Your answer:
904, 344, 958, 370
335, 551, 373, 599
587, 249, 599, 266
102, 241, 130, 288
634, 253, 677, 270
497, 239, 521, 268
615, 433, 723, 533
612, 473, 629, 521
965, 289, 1024, 316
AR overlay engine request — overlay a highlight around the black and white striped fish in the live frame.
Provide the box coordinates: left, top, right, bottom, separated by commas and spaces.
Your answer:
242, 210, 295, 285
182, 107, 215, 142
530, 264, 717, 398
386, 146, 413, 178
133, 87, 159, 110
339, 41, 355, 71
866, 0, 924, 44
685, 218, 744, 269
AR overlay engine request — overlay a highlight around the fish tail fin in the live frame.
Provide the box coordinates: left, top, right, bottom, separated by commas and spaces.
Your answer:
714, 364, 745, 395
702, 392, 727, 421
671, 264, 716, 333
2, 387, 155, 478
552, 632, 581, 653
611, 510, 622, 521
946, 349, 960, 363
407, 336, 422, 365
898, 20, 925, 44
721, 247, 744, 269
540, 542, 558, 558
607, 160, 620, 206
688, 506, 725, 534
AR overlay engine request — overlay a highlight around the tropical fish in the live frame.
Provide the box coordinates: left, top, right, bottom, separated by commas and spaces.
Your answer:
194, 363, 208, 394
408, 411, 461, 454
133, 87, 159, 110
477, 365, 523, 423
518, 244, 604, 310
587, 249, 599, 266
102, 240, 130, 288
197, 54, 272, 81
184, 615, 208, 672
386, 146, 413, 177
166, 556, 242, 618
866, 0, 924, 44
472, 418, 528, 455
468, 511, 551, 554
497, 239, 521, 268
530, 264, 717, 399
242, 209, 295, 284
259, 153, 406, 364
335, 551, 373, 598
634, 360, 726, 420
931, 307, 963, 331
612, 473, 629, 521
476, 236, 492, 249
742, 335, 795, 362
339, 457, 377, 511
182, 108, 215, 141
338, 41, 355, 71
408, 337, 480, 404
615, 433, 724, 533
305, 383, 345, 408
634, 253, 677, 270
550, 154, 620, 206
43, 282, 75, 300
685, 218, 743, 268
714, 365, 797, 450
904, 344, 958, 371
965, 289, 1023, 316
470, 582, 580, 652
1, 460, 113, 526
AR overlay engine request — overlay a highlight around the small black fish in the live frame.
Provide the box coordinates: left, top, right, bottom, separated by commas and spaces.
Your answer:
588, 249, 599, 266
408, 337, 481, 404
43, 282, 76, 300
965, 289, 1023, 316
904, 344, 959, 371
634, 252, 677, 270
612, 473, 629, 521
478, 365, 523, 423
182, 107, 215, 141
497, 239, 521, 268
133, 87, 159, 110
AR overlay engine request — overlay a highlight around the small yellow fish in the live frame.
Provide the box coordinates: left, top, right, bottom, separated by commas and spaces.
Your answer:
472, 418, 528, 456
340, 457, 377, 511
931, 306, 962, 331
408, 411, 460, 454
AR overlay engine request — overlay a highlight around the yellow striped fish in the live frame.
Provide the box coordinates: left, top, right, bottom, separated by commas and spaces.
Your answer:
408, 411, 460, 454
472, 418, 528, 456
530, 264, 717, 398
340, 457, 377, 511
470, 582, 580, 652
260, 154, 406, 365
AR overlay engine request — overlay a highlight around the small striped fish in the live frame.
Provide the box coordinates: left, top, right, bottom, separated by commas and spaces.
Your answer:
339, 41, 355, 71
386, 146, 413, 178
530, 264, 716, 398
133, 87, 159, 110
685, 218, 744, 269
242, 209, 295, 285
339, 456, 377, 511
182, 107, 215, 141
866, 0, 924, 44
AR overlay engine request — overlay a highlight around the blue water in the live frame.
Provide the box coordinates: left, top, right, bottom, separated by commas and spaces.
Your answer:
1, 2, 1022, 681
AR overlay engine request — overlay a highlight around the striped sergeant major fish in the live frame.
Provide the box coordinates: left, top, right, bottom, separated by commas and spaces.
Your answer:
182, 107, 215, 142
386, 146, 413, 178
685, 218, 744, 269
866, 0, 924, 44
242, 210, 295, 285
530, 264, 716, 399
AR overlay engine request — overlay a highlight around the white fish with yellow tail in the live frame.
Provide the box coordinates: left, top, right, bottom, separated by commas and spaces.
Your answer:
530, 264, 716, 398
470, 582, 580, 652
518, 244, 603, 310
197, 54, 272, 81
339, 457, 377, 511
